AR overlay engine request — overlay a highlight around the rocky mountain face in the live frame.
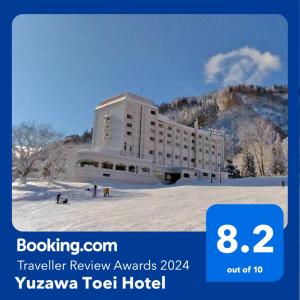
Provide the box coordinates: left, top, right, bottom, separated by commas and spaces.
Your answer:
159, 85, 288, 157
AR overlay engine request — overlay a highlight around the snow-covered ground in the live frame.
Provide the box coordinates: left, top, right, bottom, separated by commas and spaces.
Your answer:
12, 177, 288, 232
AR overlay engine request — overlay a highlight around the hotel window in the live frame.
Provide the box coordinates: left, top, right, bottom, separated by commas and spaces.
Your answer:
205, 137, 209, 141
129, 146, 132, 151
102, 162, 113, 169
184, 131, 188, 135
78, 160, 99, 168
128, 165, 136, 173
127, 131, 132, 136
149, 150, 155, 155
183, 157, 188, 161
203, 172, 208, 177
212, 145, 216, 149
166, 153, 172, 158
150, 129, 155, 134
191, 133, 195, 137
159, 139, 163, 143
159, 123, 163, 128
151, 110, 156, 115
159, 131, 164, 136
150, 137, 155, 141
175, 135, 179, 140
123, 142, 127, 150
175, 155, 180, 159
167, 126, 172, 130
150, 121, 156, 126
183, 137, 187, 142
127, 114, 133, 120
167, 133, 172, 138
115, 164, 126, 171
191, 158, 195, 163
199, 148, 203, 152
142, 167, 150, 173
104, 116, 111, 124
176, 129, 180, 133
192, 140, 195, 143
184, 145, 188, 149
199, 135, 202, 139
199, 159, 202, 164
158, 152, 163, 157
191, 147, 195, 150
175, 143, 180, 147
205, 150, 209, 154
212, 151, 215, 155
127, 123, 132, 128
167, 141, 171, 145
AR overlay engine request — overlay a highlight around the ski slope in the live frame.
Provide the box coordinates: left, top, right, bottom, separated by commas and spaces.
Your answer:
12, 177, 288, 232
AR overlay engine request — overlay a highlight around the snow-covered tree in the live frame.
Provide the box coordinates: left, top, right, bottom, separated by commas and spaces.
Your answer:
281, 137, 288, 169
239, 118, 275, 176
12, 122, 62, 184
269, 134, 287, 175
42, 141, 73, 184
225, 159, 241, 178
241, 152, 256, 177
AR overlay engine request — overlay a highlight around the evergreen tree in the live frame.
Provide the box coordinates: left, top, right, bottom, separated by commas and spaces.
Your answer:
269, 134, 286, 175
241, 152, 256, 177
225, 159, 241, 178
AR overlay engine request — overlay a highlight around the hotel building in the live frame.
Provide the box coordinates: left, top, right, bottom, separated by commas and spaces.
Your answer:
73, 92, 228, 183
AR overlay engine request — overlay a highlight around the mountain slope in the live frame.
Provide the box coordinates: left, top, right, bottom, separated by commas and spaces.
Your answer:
159, 85, 288, 156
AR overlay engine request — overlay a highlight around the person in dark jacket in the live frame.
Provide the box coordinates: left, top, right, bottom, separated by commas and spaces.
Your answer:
93, 184, 98, 198
281, 180, 285, 187
56, 193, 62, 204
56, 193, 68, 204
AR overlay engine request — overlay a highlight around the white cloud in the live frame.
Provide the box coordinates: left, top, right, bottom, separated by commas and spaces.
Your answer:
205, 47, 281, 86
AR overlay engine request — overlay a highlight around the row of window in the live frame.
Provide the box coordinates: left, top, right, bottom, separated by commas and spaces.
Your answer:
78, 160, 150, 173
125, 112, 222, 142
148, 151, 219, 163
125, 121, 221, 147
127, 110, 156, 121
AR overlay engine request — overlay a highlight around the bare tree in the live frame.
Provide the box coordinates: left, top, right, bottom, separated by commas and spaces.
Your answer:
239, 118, 275, 176
42, 141, 74, 184
12, 122, 61, 184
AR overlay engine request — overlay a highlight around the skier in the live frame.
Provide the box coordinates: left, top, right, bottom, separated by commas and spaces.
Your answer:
93, 184, 98, 198
281, 180, 285, 187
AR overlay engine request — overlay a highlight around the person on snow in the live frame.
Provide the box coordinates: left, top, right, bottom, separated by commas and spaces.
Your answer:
93, 184, 98, 198
103, 187, 110, 197
56, 193, 68, 204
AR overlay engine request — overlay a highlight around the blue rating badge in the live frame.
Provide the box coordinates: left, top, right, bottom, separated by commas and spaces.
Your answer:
206, 204, 284, 282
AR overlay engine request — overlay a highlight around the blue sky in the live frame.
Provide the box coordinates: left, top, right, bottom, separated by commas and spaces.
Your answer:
12, 14, 287, 135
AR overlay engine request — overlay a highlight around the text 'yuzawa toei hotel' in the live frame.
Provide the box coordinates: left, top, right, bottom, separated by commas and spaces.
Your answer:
73, 92, 228, 184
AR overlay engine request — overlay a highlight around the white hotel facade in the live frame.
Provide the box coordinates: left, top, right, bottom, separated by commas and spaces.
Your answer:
73, 92, 228, 184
